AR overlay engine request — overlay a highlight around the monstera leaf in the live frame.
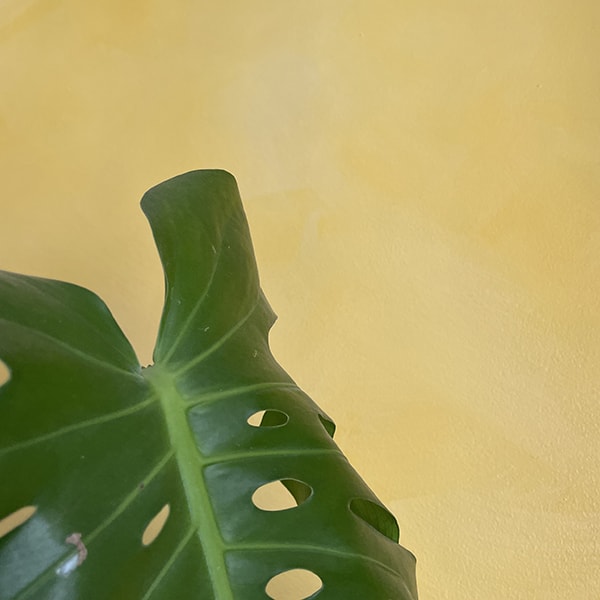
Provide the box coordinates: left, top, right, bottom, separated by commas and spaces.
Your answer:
0, 170, 417, 599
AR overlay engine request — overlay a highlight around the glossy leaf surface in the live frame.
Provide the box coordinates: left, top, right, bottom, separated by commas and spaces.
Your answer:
0, 170, 417, 599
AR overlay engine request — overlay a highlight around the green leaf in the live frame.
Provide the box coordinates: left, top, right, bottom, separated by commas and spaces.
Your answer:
0, 170, 417, 599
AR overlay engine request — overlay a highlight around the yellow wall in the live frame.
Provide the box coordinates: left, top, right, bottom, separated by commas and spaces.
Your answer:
1, 1, 599, 598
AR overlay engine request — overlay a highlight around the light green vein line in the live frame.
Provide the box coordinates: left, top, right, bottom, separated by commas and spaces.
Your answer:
203, 447, 342, 467
171, 292, 260, 379
14, 451, 175, 600
229, 543, 401, 579
0, 318, 142, 378
159, 214, 232, 365
140, 525, 197, 600
7, 274, 138, 367
143, 365, 233, 599
0, 395, 158, 457
14, 556, 60, 600
184, 382, 300, 409
86, 450, 175, 545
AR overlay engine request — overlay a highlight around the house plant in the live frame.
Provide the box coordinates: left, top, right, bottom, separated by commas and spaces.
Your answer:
0, 170, 418, 599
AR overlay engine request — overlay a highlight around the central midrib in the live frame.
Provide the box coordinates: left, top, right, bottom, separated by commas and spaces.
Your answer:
143, 364, 233, 600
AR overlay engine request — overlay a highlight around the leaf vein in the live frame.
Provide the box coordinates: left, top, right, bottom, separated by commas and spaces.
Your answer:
171, 291, 260, 379
6, 274, 137, 367
203, 447, 342, 467
0, 318, 142, 378
12, 452, 175, 600
140, 525, 197, 600
159, 215, 231, 364
230, 543, 401, 579
0, 395, 157, 457
86, 450, 175, 545
184, 382, 299, 409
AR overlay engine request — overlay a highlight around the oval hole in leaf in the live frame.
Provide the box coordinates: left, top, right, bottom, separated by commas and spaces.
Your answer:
247, 409, 289, 428
252, 479, 312, 511
266, 568, 323, 600
349, 498, 399, 542
0, 506, 37, 539
0, 359, 10, 387
317, 414, 335, 438
142, 503, 170, 546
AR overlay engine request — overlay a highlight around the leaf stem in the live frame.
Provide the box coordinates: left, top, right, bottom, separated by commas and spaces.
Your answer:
143, 364, 233, 600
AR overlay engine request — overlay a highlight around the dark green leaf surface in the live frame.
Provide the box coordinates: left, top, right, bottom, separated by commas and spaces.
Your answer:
0, 170, 417, 599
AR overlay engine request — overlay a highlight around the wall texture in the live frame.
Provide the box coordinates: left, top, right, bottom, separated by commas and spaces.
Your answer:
1, 1, 599, 598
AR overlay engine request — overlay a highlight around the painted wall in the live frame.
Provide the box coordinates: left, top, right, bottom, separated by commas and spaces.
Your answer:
1, 1, 598, 598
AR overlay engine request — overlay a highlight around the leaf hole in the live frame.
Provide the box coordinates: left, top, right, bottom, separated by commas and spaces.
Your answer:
266, 568, 323, 599
0, 506, 37, 539
349, 498, 399, 542
247, 409, 289, 428
317, 414, 335, 438
252, 479, 312, 511
142, 503, 170, 546
0, 359, 10, 388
